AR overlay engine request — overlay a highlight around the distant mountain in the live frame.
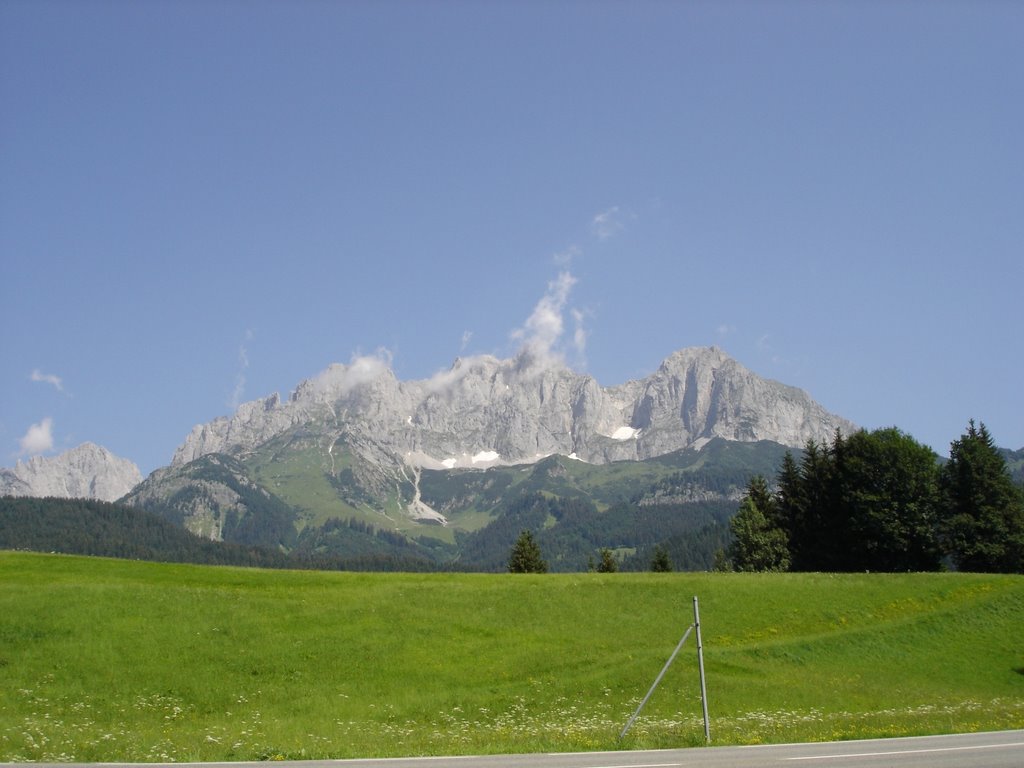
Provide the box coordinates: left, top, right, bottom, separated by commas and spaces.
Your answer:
119, 453, 297, 546
122, 435, 791, 571
122, 346, 848, 570
172, 346, 855, 474
0, 443, 142, 502
16, 348, 1014, 572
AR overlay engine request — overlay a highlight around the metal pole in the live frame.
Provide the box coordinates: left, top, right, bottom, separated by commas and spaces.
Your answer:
693, 595, 710, 743
618, 623, 694, 740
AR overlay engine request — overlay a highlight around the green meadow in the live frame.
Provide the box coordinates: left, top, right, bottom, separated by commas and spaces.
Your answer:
1, 552, 1022, 762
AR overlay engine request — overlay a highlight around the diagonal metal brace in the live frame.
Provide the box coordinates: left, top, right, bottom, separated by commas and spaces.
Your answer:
618, 623, 695, 740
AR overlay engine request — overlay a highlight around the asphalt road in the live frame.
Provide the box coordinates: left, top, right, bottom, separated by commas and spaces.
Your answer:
19, 730, 1023, 768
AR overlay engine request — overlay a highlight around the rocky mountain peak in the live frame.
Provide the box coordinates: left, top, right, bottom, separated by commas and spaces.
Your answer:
0, 442, 143, 502
171, 346, 857, 473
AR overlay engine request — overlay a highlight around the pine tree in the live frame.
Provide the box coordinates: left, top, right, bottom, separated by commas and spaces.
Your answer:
836, 427, 942, 572
508, 529, 548, 573
798, 439, 842, 570
775, 450, 806, 566
728, 495, 790, 572
939, 421, 1024, 573
728, 474, 789, 572
650, 544, 673, 572
596, 547, 618, 573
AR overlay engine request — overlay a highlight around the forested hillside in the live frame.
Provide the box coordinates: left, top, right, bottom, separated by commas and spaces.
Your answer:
0, 497, 438, 571
0, 496, 290, 567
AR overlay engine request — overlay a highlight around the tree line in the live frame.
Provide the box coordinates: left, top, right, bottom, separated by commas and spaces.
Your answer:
0, 497, 442, 572
727, 421, 1024, 573
461, 491, 735, 573
506, 528, 675, 573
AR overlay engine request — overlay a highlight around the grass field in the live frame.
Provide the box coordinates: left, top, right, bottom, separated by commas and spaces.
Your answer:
1, 552, 1022, 762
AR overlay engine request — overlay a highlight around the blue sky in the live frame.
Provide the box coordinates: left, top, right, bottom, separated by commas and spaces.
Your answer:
2, 0, 1021, 476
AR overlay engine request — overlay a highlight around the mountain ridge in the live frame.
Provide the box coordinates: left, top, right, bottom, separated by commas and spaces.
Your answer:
172, 345, 857, 474
10, 346, 859, 570
112, 345, 857, 563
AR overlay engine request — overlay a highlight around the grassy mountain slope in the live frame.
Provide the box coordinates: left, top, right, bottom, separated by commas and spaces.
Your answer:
1, 551, 1021, 761
419, 439, 790, 514
120, 453, 299, 547
419, 438, 791, 571
120, 438, 792, 570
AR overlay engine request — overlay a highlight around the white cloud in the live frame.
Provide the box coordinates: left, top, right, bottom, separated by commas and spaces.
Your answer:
19, 417, 54, 455
553, 245, 581, 267
346, 350, 392, 381
459, 330, 473, 352
571, 308, 587, 362
228, 330, 253, 410
717, 324, 736, 337
30, 369, 63, 391
308, 349, 393, 397
510, 270, 583, 372
591, 206, 624, 240
757, 333, 784, 365
424, 354, 494, 394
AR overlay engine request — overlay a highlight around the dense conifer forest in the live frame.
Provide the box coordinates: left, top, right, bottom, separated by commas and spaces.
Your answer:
0, 497, 439, 572
727, 422, 1024, 574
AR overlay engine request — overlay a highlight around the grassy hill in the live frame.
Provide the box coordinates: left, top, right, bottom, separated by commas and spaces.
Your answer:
1, 551, 1021, 762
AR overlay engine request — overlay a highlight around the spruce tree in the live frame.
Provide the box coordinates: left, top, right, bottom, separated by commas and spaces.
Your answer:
508, 529, 548, 573
939, 421, 1024, 573
650, 544, 673, 572
596, 547, 618, 573
728, 474, 789, 572
729, 495, 790, 572
775, 450, 804, 548
797, 439, 842, 570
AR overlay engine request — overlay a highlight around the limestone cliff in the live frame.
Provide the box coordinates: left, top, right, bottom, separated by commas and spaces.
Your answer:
0, 443, 143, 502
172, 346, 856, 472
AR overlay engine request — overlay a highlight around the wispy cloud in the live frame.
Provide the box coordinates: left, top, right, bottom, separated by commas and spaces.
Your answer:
433, 211, 600, 389
571, 308, 588, 363
30, 369, 63, 391
510, 270, 582, 372
306, 349, 393, 398
757, 333, 783, 365
228, 330, 253, 410
426, 271, 589, 392
19, 417, 54, 456
553, 245, 581, 267
425, 354, 489, 393
591, 206, 625, 240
